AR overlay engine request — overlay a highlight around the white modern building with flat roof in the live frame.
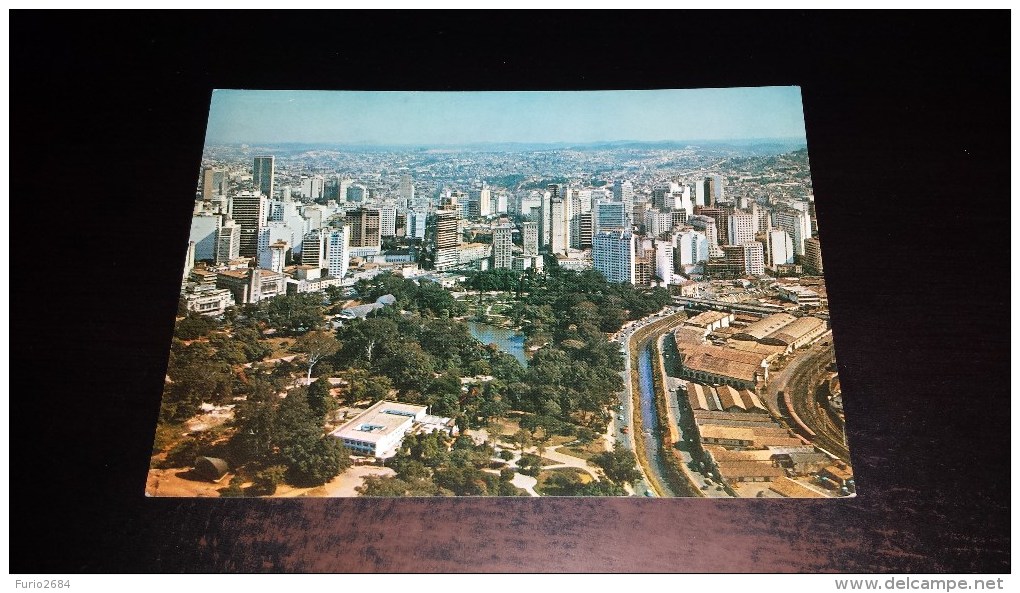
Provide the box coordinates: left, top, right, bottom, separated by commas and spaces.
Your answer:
330, 400, 455, 458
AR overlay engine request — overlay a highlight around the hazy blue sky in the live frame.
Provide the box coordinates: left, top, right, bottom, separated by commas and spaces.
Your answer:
205, 87, 806, 146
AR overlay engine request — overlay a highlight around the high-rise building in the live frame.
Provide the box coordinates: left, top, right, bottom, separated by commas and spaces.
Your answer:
301, 229, 328, 269
550, 198, 567, 254
728, 211, 756, 246
593, 230, 636, 285
326, 227, 350, 279
379, 207, 397, 237
479, 187, 491, 217
688, 214, 722, 256
253, 156, 275, 199
261, 240, 288, 274
635, 239, 655, 286
492, 223, 513, 270
742, 241, 766, 276
301, 175, 325, 200
522, 221, 539, 256
774, 209, 808, 256
190, 213, 221, 261
407, 210, 428, 240
696, 206, 731, 247
703, 177, 716, 208
675, 229, 709, 266
215, 220, 241, 264
578, 212, 594, 249
429, 209, 462, 271
654, 239, 674, 286
596, 200, 628, 232
200, 166, 216, 200
803, 237, 824, 275
229, 191, 269, 258
345, 208, 382, 248
767, 229, 794, 267
651, 184, 671, 211
399, 174, 415, 202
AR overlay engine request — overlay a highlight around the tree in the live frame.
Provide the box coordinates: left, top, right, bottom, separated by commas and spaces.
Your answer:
307, 377, 337, 423
275, 388, 351, 486
591, 447, 642, 486
293, 330, 340, 380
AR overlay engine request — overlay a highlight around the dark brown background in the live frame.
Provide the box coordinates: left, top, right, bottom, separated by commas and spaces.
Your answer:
11, 11, 1009, 573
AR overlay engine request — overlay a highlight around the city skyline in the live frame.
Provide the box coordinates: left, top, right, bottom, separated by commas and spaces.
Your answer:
204, 87, 808, 146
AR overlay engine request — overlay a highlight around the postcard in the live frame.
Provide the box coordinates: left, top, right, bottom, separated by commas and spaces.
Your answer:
147, 88, 854, 498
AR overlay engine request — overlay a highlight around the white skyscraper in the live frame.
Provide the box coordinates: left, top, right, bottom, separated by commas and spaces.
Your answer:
654, 239, 674, 286
742, 241, 765, 276
407, 210, 428, 240
190, 213, 221, 261
774, 209, 808, 256
260, 240, 288, 273
675, 229, 709, 265
479, 187, 491, 217
593, 230, 636, 284
728, 211, 757, 246
768, 229, 794, 267
379, 207, 397, 237
550, 198, 567, 254
215, 220, 241, 264
326, 227, 350, 279
492, 223, 513, 269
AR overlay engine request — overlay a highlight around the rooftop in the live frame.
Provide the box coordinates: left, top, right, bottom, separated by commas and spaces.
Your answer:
330, 400, 427, 444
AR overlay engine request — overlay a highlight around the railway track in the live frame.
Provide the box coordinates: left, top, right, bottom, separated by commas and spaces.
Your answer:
785, 346, 851, 461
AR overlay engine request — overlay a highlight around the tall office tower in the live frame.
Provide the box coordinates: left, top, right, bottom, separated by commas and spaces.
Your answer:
767, 229, 794, 267
522, 221, 539, 256
696, 207, 731, 247
654, 239, 674, 286
260, 240, 288, 274
495, 192, 508, 214
407, 210, 428, 240
632, 199, 648, 227
539, 187, 555, 249
465, 194, 481, 220
803, 237, 824, 275
327, 227, 350, 279
807, 197, 818, 235
651, 184, 671, 210
596, 200, 629, 232
751, 202, 770, 234
345, 207, 382, 248
671, 209, 689, 228
399, 174, 415, 202
229, 191, 269, 257
675, 229, 709, 266
200, 166, 216, 199
190, 213, 221, 261
741, 241, 766, 276
347, 184, 367, 203
569, 190, 583, 249
212, 169, 229, 196
634, 239, 655, 286
253, 155, 275, 199
215, 220, 241, 264
688, 215, 722, 257
677, 184, 693, 214
433, 209, 461, 249
302, 205, 324, 231
728, 211, 756, 245
301, 175, 325, 200
301, 229, 328, 269
578, 212, 594, 249
183, 241, 196, 280
702, 177, 717, 208
593, 230, 637, 285
644, 208, 674, 239
379, 207, 397, 237
773, 209, 808, 255
479, 187, 491, 217
694, 179, 706, 207
550, 198, 567, 254
430, 209, 462, 271
612, 179, 634, 203
492, 223, 514, 269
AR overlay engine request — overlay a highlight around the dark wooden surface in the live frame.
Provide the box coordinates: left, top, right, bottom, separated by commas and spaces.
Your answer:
11, 11, 1009, 573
